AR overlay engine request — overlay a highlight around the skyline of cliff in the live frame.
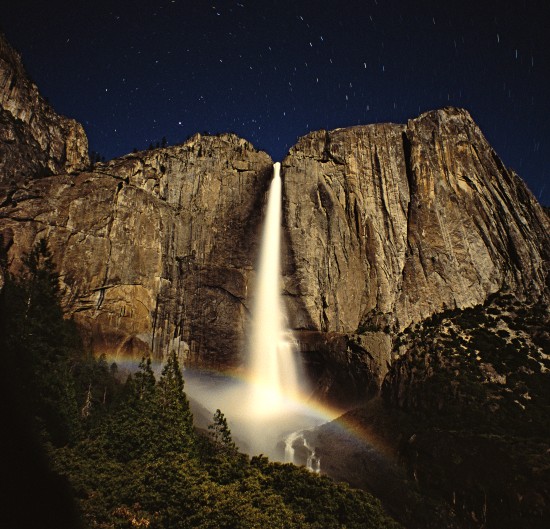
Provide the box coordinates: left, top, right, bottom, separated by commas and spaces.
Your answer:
1, 26, 549, 528
2, 0, 548, 206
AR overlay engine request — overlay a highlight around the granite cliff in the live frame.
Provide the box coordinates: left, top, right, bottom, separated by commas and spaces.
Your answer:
281, 110, 549, 399
0, 133, 273, 366
0, 33, 88, 194
0, 34, 548, 398
283, 111, 548, 333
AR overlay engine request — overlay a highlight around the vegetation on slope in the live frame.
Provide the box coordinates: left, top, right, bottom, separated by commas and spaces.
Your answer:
0, 239, 400, 529
380, 291, 550, 528
309, 289, 550, 529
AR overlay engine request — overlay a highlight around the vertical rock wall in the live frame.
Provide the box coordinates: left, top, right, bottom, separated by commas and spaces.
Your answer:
282, 108, 549, 401
282, 123, 410, 334
1, 134, 273, 367
0, 32, 89, 194
282, 108, 549, 335
398, 108, 548, 326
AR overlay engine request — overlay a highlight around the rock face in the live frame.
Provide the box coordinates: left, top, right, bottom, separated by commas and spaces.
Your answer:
0, 32, 89, 196
282, 110, 549, 391
283, 110, 549, 334
0, 34, 548, 396
0, 136, 273, 366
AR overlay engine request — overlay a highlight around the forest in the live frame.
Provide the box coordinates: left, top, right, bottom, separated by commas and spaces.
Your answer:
0, 239, 401, 529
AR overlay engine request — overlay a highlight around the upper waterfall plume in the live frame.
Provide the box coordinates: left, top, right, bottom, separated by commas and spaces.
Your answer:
247, 162, 302, 415
183, 162, 323, 462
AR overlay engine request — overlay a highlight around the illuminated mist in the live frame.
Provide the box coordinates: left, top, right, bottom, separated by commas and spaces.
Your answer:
184, 163, 329, 463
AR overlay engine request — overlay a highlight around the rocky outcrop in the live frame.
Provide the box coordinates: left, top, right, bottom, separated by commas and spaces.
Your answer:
282, 109, 549, 391
294, 330, 387, 407
304, 289, 550, 529
1, 33, 548, 392
380, 290, 550, 529
1, 134, 273, 366
0, 33, 275, 369
0, 32, 89, 196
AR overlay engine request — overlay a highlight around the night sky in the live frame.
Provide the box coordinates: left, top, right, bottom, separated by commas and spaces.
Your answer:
2, 0, 548, 204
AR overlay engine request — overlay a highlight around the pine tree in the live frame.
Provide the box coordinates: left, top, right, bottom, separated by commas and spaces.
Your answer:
1, 239, 82, 445
158, 351, 186, 407
23, 239, 64, 355
133, 356, 156, 401
157, 351, 194, 445
209, 409, 236, 452
203, 408, 246, 485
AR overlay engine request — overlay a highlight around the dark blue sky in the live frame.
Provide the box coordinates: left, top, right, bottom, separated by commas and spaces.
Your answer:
2, 0, 548, 204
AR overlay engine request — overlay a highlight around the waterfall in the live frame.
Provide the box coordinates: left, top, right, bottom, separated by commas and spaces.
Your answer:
183, 162, 329, 461
185, 161, 324, 461
284, 429, 321, 473
284, 430, 301, 463
304, 437, 321, 473
247, 162, 302, 416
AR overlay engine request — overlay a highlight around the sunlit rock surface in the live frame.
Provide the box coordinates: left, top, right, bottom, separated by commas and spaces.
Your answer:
282, 108, 549, 397
0, 33, 89, 193
0, 33, 548, 397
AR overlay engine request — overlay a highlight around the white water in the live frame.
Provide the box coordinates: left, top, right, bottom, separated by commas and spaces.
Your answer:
247, 162, 302, 415
283, 430, 321, 472
183, 163, 329, 462
284, 430, 301, 462
305, 437, 321, 473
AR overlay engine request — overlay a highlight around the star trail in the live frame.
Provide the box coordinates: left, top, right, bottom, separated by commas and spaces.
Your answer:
2, 0, 548, 204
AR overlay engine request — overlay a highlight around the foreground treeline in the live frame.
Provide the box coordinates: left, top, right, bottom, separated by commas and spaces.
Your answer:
309, 288, 550, 529
381, 293, 550, 529
0, 240, 400, 529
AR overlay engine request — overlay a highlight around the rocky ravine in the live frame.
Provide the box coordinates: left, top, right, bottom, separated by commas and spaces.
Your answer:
1, 34, 548, 400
